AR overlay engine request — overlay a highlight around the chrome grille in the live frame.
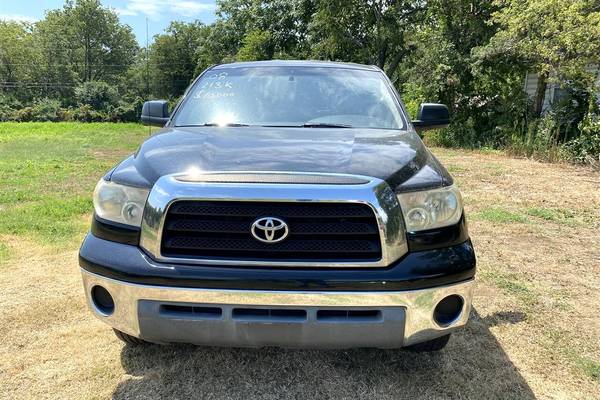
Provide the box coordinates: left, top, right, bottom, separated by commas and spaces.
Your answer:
139, 172, 408, 268
160, 201, 382, 261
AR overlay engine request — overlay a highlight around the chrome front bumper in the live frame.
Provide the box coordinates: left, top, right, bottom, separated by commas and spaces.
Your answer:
82, 269, 474, 348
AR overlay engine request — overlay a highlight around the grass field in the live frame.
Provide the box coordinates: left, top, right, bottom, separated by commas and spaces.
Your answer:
1, 122, 599, 399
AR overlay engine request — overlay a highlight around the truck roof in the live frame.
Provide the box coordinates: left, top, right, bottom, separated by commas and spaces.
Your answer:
211, 59, 380, 71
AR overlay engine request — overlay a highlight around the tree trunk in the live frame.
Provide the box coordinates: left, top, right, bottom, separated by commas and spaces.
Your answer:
532, 70, 549, 117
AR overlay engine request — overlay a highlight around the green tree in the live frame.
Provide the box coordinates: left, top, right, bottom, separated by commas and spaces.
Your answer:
0, 21, 37, 92
308, 0, 425, 79
150, 21, 210, 98
195, 0, 315, 70
236, 30, 273, 61
399, 0, 504, 147
68, 0, 138, 82
33, 9, 80, 100
219, 0, 314, 56
483, 0, 600, 117
33, 0, 138, 101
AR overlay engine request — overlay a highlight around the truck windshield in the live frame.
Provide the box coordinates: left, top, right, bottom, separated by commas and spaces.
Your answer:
173, 66, 406, 130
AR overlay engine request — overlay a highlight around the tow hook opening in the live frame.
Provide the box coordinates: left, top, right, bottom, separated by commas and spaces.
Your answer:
91, 285, 115, 316
433, 294, 464, 327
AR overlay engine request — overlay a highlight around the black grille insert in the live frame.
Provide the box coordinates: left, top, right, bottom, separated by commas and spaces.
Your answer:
232, 308, 307, 321
160, 201, 382, 262
317, 309, 382, 322
160, 305, 222, 319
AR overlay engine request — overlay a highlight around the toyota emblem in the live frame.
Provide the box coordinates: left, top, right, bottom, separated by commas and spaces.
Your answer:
251, 217, 289, 243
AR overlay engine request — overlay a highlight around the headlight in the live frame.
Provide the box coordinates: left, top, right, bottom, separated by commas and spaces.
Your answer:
93, 179, 150, 227
397, 185, 463, 232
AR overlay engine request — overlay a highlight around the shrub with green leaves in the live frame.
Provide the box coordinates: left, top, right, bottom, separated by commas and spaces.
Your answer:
71, 104, 106, 122
30, 98, 62, 122
74, 81, 119, 111
562, 113, 600, 164
0, 95, 22, 122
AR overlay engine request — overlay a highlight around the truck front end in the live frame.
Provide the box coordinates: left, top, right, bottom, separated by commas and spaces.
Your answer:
79, 61, 475, 350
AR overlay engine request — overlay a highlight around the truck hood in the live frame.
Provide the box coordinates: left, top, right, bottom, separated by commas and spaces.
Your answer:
109, 126, 450, 191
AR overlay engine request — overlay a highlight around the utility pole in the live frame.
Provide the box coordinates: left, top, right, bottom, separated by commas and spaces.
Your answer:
146, 17, 151, 136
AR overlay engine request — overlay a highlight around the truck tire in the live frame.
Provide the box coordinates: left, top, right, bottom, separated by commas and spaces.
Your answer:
113, 329, 149, 345
405, 334, 451, 352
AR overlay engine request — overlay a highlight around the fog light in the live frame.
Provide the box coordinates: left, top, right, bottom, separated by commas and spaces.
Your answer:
91, 285, 114, 316
433, 295, 463, 326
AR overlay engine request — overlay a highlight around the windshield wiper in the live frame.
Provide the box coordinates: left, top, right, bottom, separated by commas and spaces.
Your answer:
301, 123, 352, 128
262, 123, 353, 128
199, 122, 250, 127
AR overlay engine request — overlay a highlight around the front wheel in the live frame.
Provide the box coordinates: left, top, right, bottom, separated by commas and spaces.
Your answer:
113, 329, 150, 345
405, 334, 451, 352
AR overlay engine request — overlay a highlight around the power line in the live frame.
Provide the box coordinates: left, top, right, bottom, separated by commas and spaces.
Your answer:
0, 82, 79, 88
0, 78, 195, 89
1, 79, 196, 83
0, 62, 197, 67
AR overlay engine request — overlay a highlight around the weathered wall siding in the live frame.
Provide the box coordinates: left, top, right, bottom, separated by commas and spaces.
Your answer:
524, 66, 599, 114
524, 72, 553, 114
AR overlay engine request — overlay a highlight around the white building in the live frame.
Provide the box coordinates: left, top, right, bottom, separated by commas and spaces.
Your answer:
524, 67, 600, 114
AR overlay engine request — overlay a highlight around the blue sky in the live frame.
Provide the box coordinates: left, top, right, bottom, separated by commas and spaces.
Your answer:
0, 0, 217, 44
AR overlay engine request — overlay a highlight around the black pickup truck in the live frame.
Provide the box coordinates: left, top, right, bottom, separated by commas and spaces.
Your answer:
79, 60, 475, 351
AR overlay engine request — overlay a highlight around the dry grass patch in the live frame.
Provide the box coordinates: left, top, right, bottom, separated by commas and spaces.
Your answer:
1, 129, 599, 399
434, 147, 600, 394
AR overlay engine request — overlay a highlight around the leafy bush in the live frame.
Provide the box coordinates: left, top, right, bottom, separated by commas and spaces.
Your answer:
505, 89, 598, 163
71, 104, 106, 122
7, 99, 62, 122
506, 115, 558, 160
0, 98, 140, 123
0, 96, 22, 122
106, 102, 138, 122
30, 98, 62, 122
74, 81, 119, 110
562, 113, 600, 165
425, 118, 478, 148
57, 107, 75, 122
12, 106, 35, 122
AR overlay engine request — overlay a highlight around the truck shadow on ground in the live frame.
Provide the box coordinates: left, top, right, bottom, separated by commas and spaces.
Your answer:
113, 309, 533, 399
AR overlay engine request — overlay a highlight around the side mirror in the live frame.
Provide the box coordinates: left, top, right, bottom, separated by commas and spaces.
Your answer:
412, 103, 450, 132
141, 100, 170, 126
